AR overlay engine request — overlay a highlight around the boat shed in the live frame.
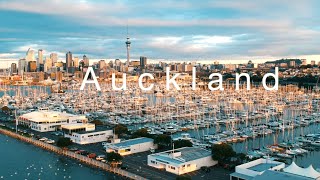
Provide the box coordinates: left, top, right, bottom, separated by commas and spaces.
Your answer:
106, 137, 156, 156
148, 147, 217, 175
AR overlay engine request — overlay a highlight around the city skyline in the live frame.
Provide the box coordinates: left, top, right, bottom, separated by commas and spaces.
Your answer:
0, 0, 320, 66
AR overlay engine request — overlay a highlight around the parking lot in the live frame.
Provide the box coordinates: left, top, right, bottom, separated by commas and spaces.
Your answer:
122, 151, 231, 180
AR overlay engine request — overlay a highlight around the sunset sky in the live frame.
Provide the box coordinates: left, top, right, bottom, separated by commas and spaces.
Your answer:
0, 0, 319, 66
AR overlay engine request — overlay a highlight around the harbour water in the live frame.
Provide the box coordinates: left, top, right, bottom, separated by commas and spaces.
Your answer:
0, 134, 116, 180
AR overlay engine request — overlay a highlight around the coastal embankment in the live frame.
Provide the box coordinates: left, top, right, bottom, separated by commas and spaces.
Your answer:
0, 128, 146, 180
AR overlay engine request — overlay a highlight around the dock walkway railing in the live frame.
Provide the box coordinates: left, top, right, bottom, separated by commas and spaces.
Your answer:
0, 128, 147, 180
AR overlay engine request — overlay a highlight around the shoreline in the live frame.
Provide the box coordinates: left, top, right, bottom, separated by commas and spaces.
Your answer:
0, 127, 146, 180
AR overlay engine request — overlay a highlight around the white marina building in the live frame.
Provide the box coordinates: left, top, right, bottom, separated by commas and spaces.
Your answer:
230, 158, 285, 180
18, 110, 87, 132
230, 158, 320, 180
106, 137, 156, 156
147, 147, 217, 175
61, 123, 113, 145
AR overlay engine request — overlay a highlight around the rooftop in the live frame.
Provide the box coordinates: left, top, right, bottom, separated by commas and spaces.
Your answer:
110, 137, 153, 148
249, 163, 277, 172
253, 170, 312, 180
149, 147, 212, 165
61, 123, 95, 130
233, 158, 285, 178
76, 126, 113, 134
20, 110, 86, 123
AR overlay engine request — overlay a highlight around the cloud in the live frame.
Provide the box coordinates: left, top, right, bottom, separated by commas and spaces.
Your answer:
0, 53, 19, 58
0, 0, 319, 64
0, 0, 292, 28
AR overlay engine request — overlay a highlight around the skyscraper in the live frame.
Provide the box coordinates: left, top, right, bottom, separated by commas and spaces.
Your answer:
28, 61, 37, 72
99, 60, 106, 69
44, 57, 52, 72
11, 63, 17, 75
50, 53, 58, 64
66, 51, 73, 69
73, 57, 79, 67
83, 55, 89, 66
311, 60, 316, 66
290, 60, 296, 67
38, 49, 43, 71
302, 59, 307, 65
140, 56, 147, 69
18, 59, 26, 75
26, 48, 35, 62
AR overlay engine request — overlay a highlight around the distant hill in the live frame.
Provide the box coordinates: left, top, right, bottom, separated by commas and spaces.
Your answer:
265, 59, 302, 65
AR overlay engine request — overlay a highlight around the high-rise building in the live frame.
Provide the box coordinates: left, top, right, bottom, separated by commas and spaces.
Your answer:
83, 55, 89, 66
26, 48, 35, 62
11, 63, 17, 75
50, 53, 58, 64
38, 49, 43, 71
301, 59, 307, 65
247, 60, 254, 68
18, 59, 26, 75
44, 57, 52, 72
115, 59, 121, 66
170, 64, 176, 71
73, 57, 79, 67
290, 60, 296, 67
131, 61, 140, 67
311, 60, 316, 66
99, 60, 106, 69
54, 61, 64, 68
66, 51, 73, 69
140, 56, 147, 69
176, 63, 183, 72
28, 61, 37, 72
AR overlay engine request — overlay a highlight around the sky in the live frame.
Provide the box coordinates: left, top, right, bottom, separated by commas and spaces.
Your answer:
0, 0, 320, 67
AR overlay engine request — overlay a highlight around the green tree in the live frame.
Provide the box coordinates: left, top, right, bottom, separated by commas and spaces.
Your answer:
173, 140, 193, 149
235, 153, 247, 164
56, 137, 72, 147
114, 124, 128, 135
131, 128, 150, 138
212, 143, 236, 164
154, 134, 171, 149
107, 152, 123, 166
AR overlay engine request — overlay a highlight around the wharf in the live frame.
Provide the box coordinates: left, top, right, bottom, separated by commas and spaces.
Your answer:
0, 128, 147, 180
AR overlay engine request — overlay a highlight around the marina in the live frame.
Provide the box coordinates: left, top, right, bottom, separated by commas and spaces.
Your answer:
1, 82, 320, 165
1, 1, 320, 179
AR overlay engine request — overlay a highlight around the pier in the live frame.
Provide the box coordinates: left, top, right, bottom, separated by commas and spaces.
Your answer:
0, 128, 146, 180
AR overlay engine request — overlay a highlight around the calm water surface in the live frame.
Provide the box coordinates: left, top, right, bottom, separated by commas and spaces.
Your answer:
0, 134, 117, 180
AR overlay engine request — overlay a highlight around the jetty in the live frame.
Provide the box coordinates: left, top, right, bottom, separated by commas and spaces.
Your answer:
0, 128, 146, 180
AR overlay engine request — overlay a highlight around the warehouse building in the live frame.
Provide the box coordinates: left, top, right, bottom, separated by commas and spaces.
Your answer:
147, 147, 217, 175
230, 159, 320, 179
106, 137, 156, 156
61, 123, 113, 145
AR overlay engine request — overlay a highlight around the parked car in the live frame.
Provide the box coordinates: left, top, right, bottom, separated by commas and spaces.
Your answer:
87, 153, 96, 159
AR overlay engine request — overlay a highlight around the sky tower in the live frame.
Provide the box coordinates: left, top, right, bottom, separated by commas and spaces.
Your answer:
125, 25, 131, 65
